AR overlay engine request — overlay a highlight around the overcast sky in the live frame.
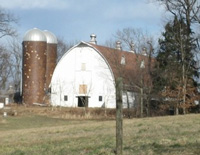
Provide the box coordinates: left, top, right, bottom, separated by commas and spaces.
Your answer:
0, 0, 166, 45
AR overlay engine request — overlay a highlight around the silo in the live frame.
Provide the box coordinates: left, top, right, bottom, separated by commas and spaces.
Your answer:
43, 30, 57, 90
22, 28, 47, 105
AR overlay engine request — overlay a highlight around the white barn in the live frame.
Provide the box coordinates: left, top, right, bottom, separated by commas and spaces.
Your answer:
50, 35, 150, 108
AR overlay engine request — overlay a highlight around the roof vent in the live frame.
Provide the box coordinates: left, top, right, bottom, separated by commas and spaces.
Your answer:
90, 34, 97, 44
130, 41, 135, 53
141, 47, 147, 56
116, 41, 122, 50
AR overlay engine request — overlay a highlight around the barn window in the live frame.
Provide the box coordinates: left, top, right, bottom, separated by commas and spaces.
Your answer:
79, 85, 87, 94
48, 87, 51, 93
121, 55, 126, 65
64, 95, 68, 101
81, 63, 86, 71
99, 96, 103, 101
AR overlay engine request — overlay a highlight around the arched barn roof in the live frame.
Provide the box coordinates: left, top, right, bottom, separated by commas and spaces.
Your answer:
54, 41, 155, 92
88, 43, 155, 91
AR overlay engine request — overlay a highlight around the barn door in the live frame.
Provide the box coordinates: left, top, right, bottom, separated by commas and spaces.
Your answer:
78, 96, 88, 107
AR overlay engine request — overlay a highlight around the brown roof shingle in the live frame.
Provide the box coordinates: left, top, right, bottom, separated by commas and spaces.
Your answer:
89, 43, 154, 91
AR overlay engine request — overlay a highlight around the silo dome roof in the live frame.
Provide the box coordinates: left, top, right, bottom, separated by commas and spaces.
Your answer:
23, 28, 47, 42
43, 30, 57, 44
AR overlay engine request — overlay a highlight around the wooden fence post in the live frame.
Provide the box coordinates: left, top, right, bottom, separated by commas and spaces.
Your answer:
116, 77, 123, 155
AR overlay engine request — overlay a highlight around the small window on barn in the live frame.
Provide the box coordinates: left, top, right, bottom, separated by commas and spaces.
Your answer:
99, 96, 103, 101
81, 63, 86, 71
121, 55, 126, 65
64, 95, 68, 101
48, 87, 51, 93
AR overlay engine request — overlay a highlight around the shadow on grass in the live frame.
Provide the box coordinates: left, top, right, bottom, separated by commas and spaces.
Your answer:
11, 149, 25, 155
124, 142, 200, 154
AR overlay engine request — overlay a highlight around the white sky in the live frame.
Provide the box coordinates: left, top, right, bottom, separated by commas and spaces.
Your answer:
0, 0, 166, 44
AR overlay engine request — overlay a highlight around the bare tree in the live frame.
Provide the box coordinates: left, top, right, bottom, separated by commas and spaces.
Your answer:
0, 45, 11, 89
157, 0, 200, 26
57, 37, 78, 62
111, 28, 155, 117
0, 7, 17, 38
114, 27, 154, 54
8, 39, 22, 92
102, 40, 153, 154
0, 7, 18, 91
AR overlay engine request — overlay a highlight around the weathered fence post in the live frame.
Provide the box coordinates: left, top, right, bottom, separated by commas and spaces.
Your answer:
116, 77, 123, 155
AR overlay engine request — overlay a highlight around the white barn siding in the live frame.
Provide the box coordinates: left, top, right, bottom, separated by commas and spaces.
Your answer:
50, 43, 116, 108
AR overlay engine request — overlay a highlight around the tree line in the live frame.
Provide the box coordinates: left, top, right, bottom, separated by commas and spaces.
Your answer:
109, 0, 200, 116
0, 0, 200, 116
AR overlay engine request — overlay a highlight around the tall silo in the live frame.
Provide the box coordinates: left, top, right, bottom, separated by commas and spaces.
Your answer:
43, 30, 57, 90
22, 28, 47, 105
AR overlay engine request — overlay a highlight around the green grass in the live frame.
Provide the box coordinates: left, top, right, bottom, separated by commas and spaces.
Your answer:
0, 115, 89, 130
0, 114, 200, 154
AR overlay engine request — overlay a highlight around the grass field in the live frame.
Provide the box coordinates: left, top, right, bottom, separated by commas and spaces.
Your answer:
0, 109, 200, 155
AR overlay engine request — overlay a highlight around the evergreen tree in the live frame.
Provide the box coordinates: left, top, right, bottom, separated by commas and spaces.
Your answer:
153, 16, 199, 114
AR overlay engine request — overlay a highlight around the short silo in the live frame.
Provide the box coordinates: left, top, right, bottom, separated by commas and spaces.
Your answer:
43, 30, 57, 90
22, 28, 47, 105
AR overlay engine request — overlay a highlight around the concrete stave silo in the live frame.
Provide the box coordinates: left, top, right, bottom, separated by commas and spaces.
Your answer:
22, 28, 47, 105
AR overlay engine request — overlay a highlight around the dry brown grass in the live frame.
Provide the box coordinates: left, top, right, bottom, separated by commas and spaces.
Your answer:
0, 104, 117, 119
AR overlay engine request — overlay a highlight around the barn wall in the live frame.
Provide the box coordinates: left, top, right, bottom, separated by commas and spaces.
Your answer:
50, 44, 116, 108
